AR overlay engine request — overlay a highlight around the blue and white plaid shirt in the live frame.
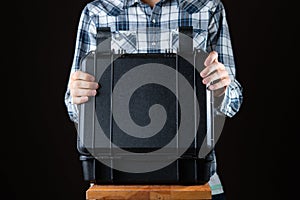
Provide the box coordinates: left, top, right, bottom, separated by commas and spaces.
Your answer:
64, 0, 243, 195
65, 0, 243, 123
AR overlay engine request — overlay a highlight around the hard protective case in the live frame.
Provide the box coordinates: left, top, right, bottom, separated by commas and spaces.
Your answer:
77, 27, 215, 185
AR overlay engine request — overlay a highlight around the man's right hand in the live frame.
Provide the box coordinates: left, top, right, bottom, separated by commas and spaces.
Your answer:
69, 71, 99, 104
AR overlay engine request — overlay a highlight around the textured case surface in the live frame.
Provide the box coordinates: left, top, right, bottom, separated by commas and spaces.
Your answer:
77, 27, 214, 185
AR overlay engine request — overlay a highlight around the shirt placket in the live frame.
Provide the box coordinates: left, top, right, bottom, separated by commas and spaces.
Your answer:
146, 2, 162, 52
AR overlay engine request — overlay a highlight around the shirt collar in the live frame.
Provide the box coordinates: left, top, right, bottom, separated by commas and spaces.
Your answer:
122, 0, 206, 10
123, 0, 178, 7
123, 0, 138, 7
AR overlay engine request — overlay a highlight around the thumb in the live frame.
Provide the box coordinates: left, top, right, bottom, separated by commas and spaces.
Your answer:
204, 51, 218, 66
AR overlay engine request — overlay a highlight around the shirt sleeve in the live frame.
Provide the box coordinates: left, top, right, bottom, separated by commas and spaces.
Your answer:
207, 1, 243, 118
64, 5, 98, 123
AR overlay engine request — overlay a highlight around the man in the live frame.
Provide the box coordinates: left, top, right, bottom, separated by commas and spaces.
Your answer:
65, 0, 243, 199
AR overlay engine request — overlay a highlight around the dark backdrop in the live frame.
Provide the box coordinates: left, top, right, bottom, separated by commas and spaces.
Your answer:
3, 0, 287, 200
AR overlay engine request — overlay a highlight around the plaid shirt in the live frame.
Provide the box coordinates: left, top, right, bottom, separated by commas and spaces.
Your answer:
65, 0, 243, 123
64, 0, 243, 194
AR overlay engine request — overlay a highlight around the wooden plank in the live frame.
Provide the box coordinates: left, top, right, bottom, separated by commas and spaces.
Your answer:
86, 184, 211, 200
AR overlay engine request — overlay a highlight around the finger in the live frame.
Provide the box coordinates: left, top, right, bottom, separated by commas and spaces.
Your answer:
204, 51, 218, 66
72, 96, 89, 104
200, 62, 225, 78
71, 71, 95, 82
70, 80, 99, 90
202, 69, 228, 85
207, 77, 231, 91
71, 88, 97, 97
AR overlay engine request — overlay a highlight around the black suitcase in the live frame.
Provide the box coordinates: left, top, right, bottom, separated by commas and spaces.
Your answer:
77, 27, 215, 185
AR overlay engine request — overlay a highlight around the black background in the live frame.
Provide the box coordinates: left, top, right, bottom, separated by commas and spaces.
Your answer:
3, 0, 291, 200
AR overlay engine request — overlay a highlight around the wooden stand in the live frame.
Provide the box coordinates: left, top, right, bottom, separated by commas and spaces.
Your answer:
86, 184, 212, 200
